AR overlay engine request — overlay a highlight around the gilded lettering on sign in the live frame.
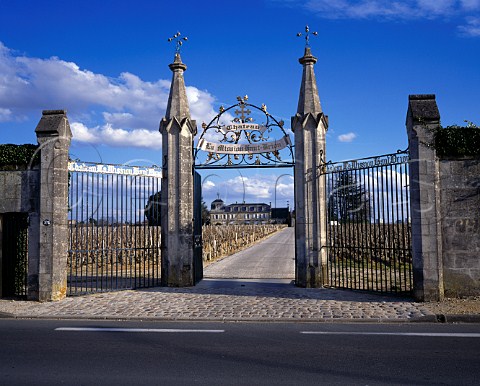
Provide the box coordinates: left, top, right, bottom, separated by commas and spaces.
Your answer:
322, 155, 409, 174
197, 136, 291, 155
68, 162, 162, 178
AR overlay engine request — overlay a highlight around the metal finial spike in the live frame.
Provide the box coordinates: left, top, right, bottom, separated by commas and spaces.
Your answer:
297, 25, 318, 47
168, 31, 188, 54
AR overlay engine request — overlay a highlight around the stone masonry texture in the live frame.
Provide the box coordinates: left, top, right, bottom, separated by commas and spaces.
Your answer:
407, 94, 480, 300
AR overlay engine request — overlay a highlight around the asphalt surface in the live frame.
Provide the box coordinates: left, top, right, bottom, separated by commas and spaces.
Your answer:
1, 319, 480, 385
204, 227, 295, 279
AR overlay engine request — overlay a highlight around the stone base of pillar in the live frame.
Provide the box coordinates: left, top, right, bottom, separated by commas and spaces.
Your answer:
296, 263, 326, 288
161, 262, 194, 287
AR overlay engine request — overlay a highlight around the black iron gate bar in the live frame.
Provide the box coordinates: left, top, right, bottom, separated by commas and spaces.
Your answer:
67, 161, 162, 296
320, 150, 412, 294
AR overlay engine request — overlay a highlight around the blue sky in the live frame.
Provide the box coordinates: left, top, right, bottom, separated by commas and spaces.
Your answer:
1, 0, 479, 208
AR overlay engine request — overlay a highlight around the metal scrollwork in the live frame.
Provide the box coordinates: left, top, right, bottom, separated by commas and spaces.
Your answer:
194, 96, 294, 169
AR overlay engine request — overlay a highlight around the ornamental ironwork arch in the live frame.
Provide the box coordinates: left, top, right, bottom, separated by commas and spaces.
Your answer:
194, 96, 294, 169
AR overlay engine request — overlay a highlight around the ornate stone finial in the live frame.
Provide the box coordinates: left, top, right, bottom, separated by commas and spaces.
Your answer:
168, 31, 188, 53
297, 25, 318, 47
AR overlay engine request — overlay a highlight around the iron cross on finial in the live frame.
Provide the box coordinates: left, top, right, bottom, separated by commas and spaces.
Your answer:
235, 95, 252, 122
297, 25, 318, 47
168, 31, 188, 53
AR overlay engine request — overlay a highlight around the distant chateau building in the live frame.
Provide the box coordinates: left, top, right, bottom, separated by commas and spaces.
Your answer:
210, 198, 271, 225
209, 198, 291, 225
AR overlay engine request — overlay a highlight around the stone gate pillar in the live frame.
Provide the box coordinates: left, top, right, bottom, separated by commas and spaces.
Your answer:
406, 95, 443, 301
292, 47, 329, 288
159, 53, 197, 286
35, 110, 72, 301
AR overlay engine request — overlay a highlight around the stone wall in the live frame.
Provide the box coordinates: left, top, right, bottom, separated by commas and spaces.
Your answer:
0, 169, 40, 214
407, 94, 480, 301
439, 159, 480, 297
0, 167, 40, 299
0, 110, 71, 301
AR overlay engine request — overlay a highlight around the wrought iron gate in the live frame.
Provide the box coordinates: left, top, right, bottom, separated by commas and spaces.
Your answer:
193, 171, 203, 283
67, 162, 162, 296
1, 212, 29, 298
321, 150, 412, 294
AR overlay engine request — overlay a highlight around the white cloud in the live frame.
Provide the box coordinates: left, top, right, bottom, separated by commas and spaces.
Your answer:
460, 0, 480, 10
70, 122, 98, 143
201, 180, 216, 190
301, 0, 479, 19
0, 41, 219, 148
274, 178, 295, 198
71, 122, 163, 149
458, 16, 480, 36
276, 0, 480, 35
0, 107, 12, 122
416, 0, 456, 15
226, 175, 270, 199
201, 173, 294, 205
338, 132, 357, 142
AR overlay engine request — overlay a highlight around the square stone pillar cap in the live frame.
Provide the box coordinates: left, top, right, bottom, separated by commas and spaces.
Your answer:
35, 110, 72, 138
407, 94, 440, 124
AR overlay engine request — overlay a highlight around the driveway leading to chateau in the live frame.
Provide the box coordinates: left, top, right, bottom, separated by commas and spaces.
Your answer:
204, 227, 295, 279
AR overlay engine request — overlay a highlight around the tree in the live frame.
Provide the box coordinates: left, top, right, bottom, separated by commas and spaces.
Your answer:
328, 171, 371, 223
145, 193, 210, 226
144, 191, 161, 226
201, 198, 210, 225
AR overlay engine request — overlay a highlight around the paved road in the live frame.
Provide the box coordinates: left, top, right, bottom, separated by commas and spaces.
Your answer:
204, 227, 295, 279
2, 319, 480, 385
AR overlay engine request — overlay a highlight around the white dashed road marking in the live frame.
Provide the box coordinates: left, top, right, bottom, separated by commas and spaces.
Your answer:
55, 327, 225, 333
300, 332, 480, 338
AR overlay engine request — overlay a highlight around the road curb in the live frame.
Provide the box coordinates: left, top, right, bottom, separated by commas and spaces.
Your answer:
408, 314, 480, 324
5, 313, 479, 323
443, 314, 480, 323
0, 312, 14, 319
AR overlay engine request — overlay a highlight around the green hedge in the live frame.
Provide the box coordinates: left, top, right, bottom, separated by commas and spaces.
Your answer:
434, 125, 480, 158
0, 144, 40, 169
